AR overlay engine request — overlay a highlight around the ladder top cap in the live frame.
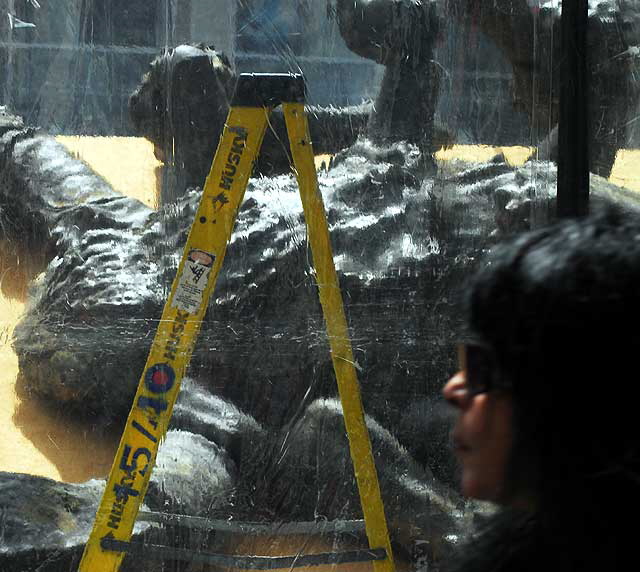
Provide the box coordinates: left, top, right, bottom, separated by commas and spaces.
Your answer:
231, 73, 306, 107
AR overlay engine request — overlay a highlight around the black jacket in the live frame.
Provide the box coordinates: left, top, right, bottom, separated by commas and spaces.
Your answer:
445, 507, 624, 572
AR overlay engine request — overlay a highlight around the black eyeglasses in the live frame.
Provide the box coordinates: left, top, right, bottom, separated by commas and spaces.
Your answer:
457, 342, 510, 396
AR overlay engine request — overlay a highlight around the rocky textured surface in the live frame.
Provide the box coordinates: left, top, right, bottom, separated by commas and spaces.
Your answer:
0, 427, 235, 571
3, 3, 640, 570
10, 138, 508, 435
0, 122, 149, 299
3, 116, 640, 572
0, 121, 528, 567
12, 130, 637, 451
0, 473, 106, 570
232, 397, 468, 561
171, 381, 474, 565
0, 386, 471, 570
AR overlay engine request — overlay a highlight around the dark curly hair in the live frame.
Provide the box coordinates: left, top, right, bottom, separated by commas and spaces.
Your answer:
450, 205, 640, 571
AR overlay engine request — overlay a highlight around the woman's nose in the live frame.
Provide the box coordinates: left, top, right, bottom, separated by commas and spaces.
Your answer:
443, 371, 469, 409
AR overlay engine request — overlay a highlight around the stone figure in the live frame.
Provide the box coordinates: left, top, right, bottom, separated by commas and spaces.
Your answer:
332, 0, 640, 177
129, 44, 371, 203
0, 379, 470, 570
0, 425, 236, 571
332, 0, 442, 156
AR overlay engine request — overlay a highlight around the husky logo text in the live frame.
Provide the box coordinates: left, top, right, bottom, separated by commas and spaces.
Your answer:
219, 126, 248, 191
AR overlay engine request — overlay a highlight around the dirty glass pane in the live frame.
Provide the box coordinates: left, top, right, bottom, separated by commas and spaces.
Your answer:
0, 2, 637, 571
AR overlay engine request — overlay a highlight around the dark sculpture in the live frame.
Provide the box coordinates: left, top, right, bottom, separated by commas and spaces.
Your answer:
129, 44, 371, 203
130, 3, 640, 202
335, 0, 640, 177
344, 0, 640, 177
332, 0, 441, 154
0, 107, 478, 569
0, 109, 137, 300
0, 423, 237, 571
331, 0, 640, 177
4, 90, 640, 567
0, 392, 466, 571
3, 3, 640, 565
450, 0, 640, 177
128, 42, 459, 204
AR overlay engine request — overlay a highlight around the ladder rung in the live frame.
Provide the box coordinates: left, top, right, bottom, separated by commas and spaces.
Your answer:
137, 510, 366, 535
100, 536, 387, 570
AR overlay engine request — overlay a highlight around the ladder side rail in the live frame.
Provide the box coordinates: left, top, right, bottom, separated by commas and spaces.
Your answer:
283, 102, 396, 572
78, 106, 272, 572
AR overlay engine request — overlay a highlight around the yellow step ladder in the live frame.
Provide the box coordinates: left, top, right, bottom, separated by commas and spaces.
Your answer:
79, 73, 395, 572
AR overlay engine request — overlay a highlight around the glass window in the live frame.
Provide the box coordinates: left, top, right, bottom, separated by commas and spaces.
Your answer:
0, 2, 637, 571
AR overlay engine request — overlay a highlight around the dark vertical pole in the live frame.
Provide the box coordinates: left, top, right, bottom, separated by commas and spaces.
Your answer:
557, 0, 589, 217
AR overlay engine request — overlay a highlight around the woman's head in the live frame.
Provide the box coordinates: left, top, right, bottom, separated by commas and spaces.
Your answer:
445, 206, 640, 511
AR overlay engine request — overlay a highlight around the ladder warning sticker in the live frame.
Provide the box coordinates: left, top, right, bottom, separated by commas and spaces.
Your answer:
172, 249, 215, 314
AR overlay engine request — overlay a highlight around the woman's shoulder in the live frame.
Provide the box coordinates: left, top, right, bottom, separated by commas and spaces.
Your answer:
444, 503, 632, 572
443, 509, 566, 572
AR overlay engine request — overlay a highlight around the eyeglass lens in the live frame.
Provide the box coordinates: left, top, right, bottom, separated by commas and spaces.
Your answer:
458, 343, 493, 395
